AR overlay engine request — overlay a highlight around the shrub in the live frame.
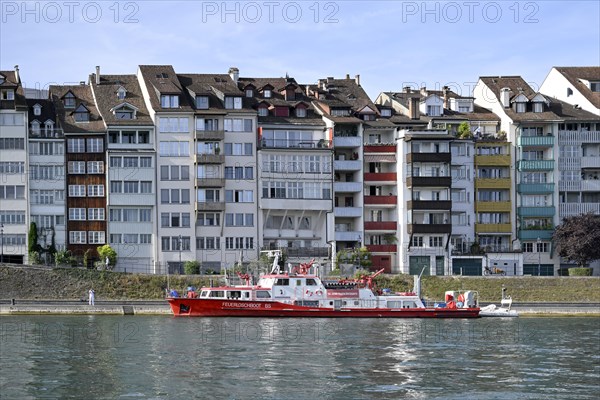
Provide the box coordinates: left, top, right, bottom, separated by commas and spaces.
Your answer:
184, 260, 200, 275
568, 268, 593, 276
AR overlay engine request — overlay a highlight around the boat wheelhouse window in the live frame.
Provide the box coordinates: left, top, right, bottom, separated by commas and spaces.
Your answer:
274, 278, 289, 286
354, 301, 359, 306
227, 291, 242, 299
306, 279, 317, 286
296, 279, 302, 286
209, 291, 225, 298
201, 291, 208, 297
403, 301, 417, 308
388, 301, 402, 309
256, 291, 271, 298
243, 292, 250, 298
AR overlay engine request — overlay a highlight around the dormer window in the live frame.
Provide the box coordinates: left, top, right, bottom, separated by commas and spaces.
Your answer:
331, 109, 349, 117
381, 109, 392, 117
161, 95, 179, 108
1, 89, 15, 100
33, 104, 42, 116
296, 107, 306, 118
225, 97, 242, 110
196, 96, 209, 109
515, 102, 526, 113
74, 104, 90, 122
31, 120, 40, 134
111, 103, 138, 120
245, 89, 254, 98
63, 92, 75, 108
257, 104, 269, 117
532, 102, 543, 113
117, 86, 127, 100
0, 75, 4, 84
427, 105, 441, 116
591, 82, 600, 92
44, 121, 54, 136
263, 89, 272, 98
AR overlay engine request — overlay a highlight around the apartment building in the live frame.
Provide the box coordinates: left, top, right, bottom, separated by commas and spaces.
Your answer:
474, 75, 599, 275
90, 68, 157, 273
27, 98, 66, 262
178, 68, 258, 272
0, 66, 28, 264
540, 67, 600, 115
49, 83, 106, 264
238, 74, 332, 266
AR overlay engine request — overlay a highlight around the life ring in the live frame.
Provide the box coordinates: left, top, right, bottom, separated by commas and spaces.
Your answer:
458, 294, 465, 303
315, 290, 323, 296
306, 290, 313, 297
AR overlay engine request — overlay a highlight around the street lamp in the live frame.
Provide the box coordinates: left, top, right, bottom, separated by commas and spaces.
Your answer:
178, 234, 183, 271
1, 223, 4, 264
537, 237, 542, 276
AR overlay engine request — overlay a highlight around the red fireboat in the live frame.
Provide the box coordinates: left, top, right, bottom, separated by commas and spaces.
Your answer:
167, 251, 480, 318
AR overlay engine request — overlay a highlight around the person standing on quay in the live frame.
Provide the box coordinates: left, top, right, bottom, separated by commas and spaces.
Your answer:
88, 289, 95, 306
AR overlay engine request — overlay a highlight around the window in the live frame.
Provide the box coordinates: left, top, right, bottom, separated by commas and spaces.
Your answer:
196, 189, 220, 203
64, 92, 76, 108
74, 106, 90, 122
69, 208, 86, 220
197, 213, 221, 226
88, 231, 106, 244
225, 97, 242, 109
68, 161, 86, 174
195, 118, 218, 131
88, 208, 105, 221
590, 82, 600, 92
296, 107, 306, 118
87, 138, 103, 152
69, 185, 86, 197
0, 114, 24, 126
224, 118, 253, 132
88, 185, 104, 197
196, 96, 209, 109
523, 243, 534, 252
245, 89, 254, 98
161, 95, 179, 108
115, 108, 134, 120
159, 141, 190, 156
263, 89, 272, 98
381, 109, 392, 117
258, 107, 268, 117
515, 102, 526, 113
159, 117, 189, 133
427, 105, 441, 116
117, 87, 126, 100
87, 161, 104, 174
69, 231, 86, 244
67, 138, 85, 153
225, 213, 254, 227
429, 236, 443, 247
197, 237, 221, 250
532, 102, 543, 113
411, 236, 423, 247
0, 185, 25, 199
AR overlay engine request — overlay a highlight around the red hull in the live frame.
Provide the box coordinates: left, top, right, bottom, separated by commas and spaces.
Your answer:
167, 298, 480, 318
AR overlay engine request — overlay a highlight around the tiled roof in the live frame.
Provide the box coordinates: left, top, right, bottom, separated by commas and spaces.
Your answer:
49, 84, 105, 133
554, 66, 600, 109
26, 99, 56, 125
138, 65, 193, 112
0, 70, 27, 110
90, 74, 154, 126
313, 77, 378, 115
548, 98, 600, 121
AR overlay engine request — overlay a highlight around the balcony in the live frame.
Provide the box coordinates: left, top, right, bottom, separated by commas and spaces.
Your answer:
333, 160, 362, 171
284, 247, 330, 258
559, 203, 600, 217
581, 156, 600, 169
195, 130, 224, 140
366, 244, 397, 253
474, 154, 511, 166
364, 195, 397, 206
517, 183, 555, 193
559, 180, 600, 192
407, 200, 451, 210
260, 139, 331, 149
334, 182, 363, 192
407, 176, 452, 187
364, 172, 397, 183
517, 206, 555, 217
517, 136, 554, 147
335, 231, 362, 241
334, 207, 362, 217
476, 178, 511, 189
406, 152, 451, 163
333, 136, 362, 148
518, 160, 555, 171
408, 224, 452, 234
519, 230, 553, 241
558, 130, 600, 145
29, 129, 64, 138
195, 154, 224, 164
364, 221, 397, 231
196, 201, 226, 211
262, 198, 331, 211
475, 201, 511, 212
475, 223, 512, 233
196, 178, 225, 187
364, 144, 396, 153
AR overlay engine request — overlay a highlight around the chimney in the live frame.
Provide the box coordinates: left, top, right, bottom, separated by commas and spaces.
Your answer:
14, 65, 19, 83
409, 97, 420, 120
443, 86, 449, 109
355, 74, 360, 86
403, 86, 411, 93
80, 81, 86, 85
327, 77, 334, 83
228, 67, 239, 83
420, 87, 428, 96
305, 85, 311, 97
346, 74, 350, 79
500, 87, 510, 108
95, 66, 100, 85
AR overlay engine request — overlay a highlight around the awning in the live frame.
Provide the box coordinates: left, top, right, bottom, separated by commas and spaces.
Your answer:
364, 155, 396, 163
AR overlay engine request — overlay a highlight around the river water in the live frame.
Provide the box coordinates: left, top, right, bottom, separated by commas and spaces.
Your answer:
0, 316, 598, 399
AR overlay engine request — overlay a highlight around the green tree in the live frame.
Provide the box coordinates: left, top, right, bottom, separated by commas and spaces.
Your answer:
184, 260, 201, 275
83, 249, 93, 269
553, 213, 600, 268
457, 122, 472, 139
54, 249, 74, 267
28, 222, 41, 255
97, 245, 117, 269
336, 247, 373, 269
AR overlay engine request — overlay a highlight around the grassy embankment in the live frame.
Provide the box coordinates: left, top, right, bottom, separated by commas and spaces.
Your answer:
1, 266, 599, 302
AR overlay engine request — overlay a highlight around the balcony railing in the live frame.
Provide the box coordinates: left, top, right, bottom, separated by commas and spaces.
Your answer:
195, 177, 225, 187
475, 178, 511, 189
260, 139, 331, 149
581, 156, 600, 168
407, 176, 452, 187
517, 136, 554, 147
518, 160, 555, 171
195, 154, 225, 164
475, 201, 511, 212
559, 203, 600, 217
333, 160, 362, 171
333, 136, 362, 148
517, 183, 555, 193
334, 207, 362, 217
364, 221, 397, 230
364, 195, 397, 205
407, 152, 451, 163
560, 180, 600, 191
517, 206, 555, 217
335, 231, 362, 241
29, 129, 64, 138
558, 130, 600, 145
195, 130, 224, 140
364, 172, 397, 182
407, 200, 451, 210
519, 230, 553, 241
196, 201, 226, 211
408, 224, 452, 234
333, 181, 363, 192
475, 223, 512, 233
364, 144, 396, 153
474, 154, 511, 166
366, 244, 397, 253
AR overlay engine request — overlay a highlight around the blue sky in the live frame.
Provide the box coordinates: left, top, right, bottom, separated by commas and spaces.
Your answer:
1, 0, 598, 99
